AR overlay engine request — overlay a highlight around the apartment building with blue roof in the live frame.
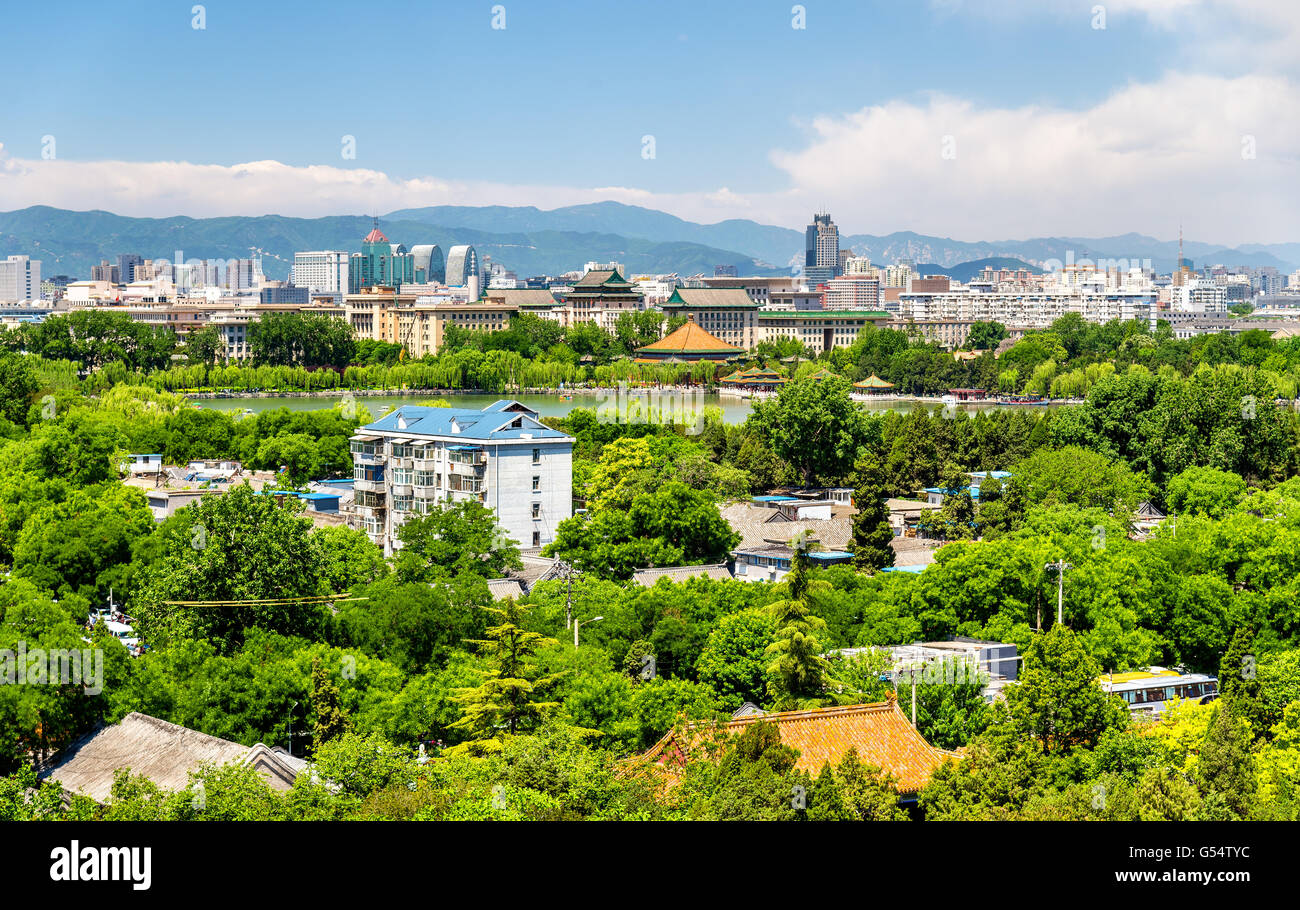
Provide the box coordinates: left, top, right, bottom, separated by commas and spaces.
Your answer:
349, 400, 574, 556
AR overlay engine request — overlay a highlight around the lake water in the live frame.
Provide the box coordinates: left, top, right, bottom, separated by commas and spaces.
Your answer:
195, 390, 1029, 424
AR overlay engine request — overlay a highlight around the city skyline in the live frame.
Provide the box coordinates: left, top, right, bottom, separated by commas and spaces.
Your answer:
0, 0, 1295, 245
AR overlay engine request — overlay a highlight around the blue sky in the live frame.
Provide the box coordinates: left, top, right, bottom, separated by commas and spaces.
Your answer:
1, 0, 1296, 242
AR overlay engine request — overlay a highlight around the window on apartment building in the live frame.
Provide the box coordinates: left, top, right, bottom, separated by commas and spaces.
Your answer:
532, 448, 541, 465
532, 531, 541, 547
531, 502, 540, 519
532, 475, 541, 493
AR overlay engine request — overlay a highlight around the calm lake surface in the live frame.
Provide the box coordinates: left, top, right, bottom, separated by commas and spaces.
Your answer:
196, 390, 1031, 424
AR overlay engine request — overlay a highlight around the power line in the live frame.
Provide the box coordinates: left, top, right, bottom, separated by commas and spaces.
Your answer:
162, 595, 368, 608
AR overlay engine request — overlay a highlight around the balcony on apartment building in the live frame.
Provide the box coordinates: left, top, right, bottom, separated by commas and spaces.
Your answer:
352, 463, 385, 493
349, 438, 383, 463
446, 445, 487, 472
353, 488, 387, 518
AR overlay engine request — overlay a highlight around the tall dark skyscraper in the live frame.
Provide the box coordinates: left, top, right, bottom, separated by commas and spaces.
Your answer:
117, 253, 144, 284
804, 212, 840, 287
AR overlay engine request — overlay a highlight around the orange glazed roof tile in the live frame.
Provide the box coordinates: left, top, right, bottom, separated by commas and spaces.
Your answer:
641, 701, 957, 794
635, 318, 744, 356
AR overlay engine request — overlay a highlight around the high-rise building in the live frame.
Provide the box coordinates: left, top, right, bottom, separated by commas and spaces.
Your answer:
91, 261, 120, 283
1170, 279, 1228, 314
0, 255, 41, 302
884, 263, 913, 288
410, 245, 446, 284
117, 254, 144, 285
804, 212, 840, 287
348, 223, 415, 292
224, 259, 260, 291
444, 245, 481, 289
292, 251, 350, 295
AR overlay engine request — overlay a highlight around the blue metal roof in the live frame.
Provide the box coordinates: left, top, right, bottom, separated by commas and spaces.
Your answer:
361, 405, 570, 442
808, 551, 854, 560
482, 399, 537, 414
924, 487, 982, 499
881, 564, 927, 574
752, 495, 799, 502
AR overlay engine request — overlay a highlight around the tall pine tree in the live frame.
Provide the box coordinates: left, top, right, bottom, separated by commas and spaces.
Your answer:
310, 659, 351, 753
765, 534, 840, 710
1197, 702, 1257, 819
449, 600, 558, 755
1218, 627, 1266, 737
850, 457, 895, 571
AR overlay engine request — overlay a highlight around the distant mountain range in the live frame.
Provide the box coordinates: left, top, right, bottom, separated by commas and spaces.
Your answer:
390, 202, 1298, 274
0, 202, 1293, 284
911, 258, 1043, 283
0, 205, 786, 282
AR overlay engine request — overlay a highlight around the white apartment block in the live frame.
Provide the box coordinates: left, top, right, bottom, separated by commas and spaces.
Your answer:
0, 256, 41, 303
1169, 279, 1229, 314
884, 264, 913, 288
292, 251, 350, 295
349, 400, 574, 557
823, 275, 883, 311
897, 287, 1157, 330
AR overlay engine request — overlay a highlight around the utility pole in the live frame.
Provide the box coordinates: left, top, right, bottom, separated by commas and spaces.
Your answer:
557, 561, 576, 630
1045, 560, 1072, 626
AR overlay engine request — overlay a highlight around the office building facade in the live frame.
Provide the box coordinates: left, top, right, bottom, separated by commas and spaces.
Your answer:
0, 255, 41, 303
804, 212, 841, 287
292, 251, 350, 295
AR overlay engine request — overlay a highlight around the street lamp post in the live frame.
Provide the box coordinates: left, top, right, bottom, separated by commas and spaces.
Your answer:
1045, 559, 1072, 626
574, 615, 604, 650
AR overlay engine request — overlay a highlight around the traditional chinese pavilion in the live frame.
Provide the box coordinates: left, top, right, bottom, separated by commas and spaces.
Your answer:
854, 374, 895, 395
634, 316, 744, 363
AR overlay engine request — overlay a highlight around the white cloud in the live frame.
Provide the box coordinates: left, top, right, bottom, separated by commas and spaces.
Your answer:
767, 71, 1300, 243
0, 149, 763, 226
